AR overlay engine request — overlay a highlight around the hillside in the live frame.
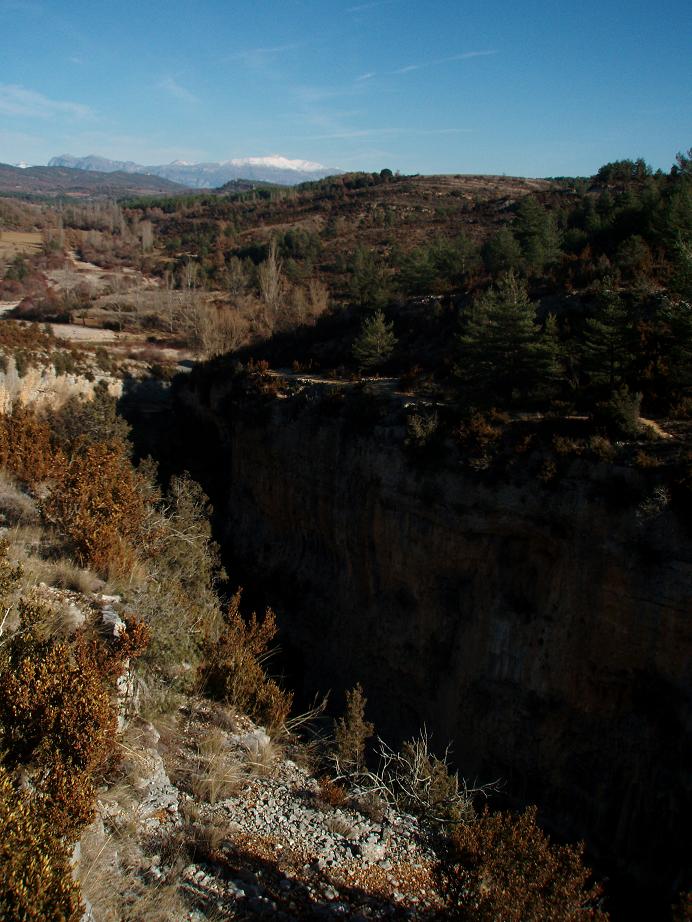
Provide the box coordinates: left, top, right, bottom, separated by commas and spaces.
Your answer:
0, 163, 191, 198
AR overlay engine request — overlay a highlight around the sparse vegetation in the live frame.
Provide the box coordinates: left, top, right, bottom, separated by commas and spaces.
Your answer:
333, 683, 375, 773
200, 591, 294, 732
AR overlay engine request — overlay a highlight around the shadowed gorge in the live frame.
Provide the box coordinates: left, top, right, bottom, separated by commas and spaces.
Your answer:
133, 365, 691, 917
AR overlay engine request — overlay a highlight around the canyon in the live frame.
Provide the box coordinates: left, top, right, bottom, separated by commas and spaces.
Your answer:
128, 368, 692, 915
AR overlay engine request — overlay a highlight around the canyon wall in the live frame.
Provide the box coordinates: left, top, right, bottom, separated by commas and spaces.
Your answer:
176, 375, 691, 906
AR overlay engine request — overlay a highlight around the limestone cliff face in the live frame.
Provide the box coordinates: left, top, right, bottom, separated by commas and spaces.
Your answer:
0, 356, 121, 411
178, 377, 691, 903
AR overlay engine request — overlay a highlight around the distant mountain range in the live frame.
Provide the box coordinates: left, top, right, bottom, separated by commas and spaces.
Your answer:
0, 162, 189, 197
48, 154, 340, 187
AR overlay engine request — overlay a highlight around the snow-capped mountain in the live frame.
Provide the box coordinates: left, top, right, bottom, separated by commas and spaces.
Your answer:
48, 153, 340, 188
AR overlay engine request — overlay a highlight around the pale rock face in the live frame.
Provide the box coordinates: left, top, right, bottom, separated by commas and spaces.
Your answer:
0, 357, 121, 412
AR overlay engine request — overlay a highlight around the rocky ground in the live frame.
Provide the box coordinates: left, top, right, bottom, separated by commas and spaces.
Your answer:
77, 694, 449, 921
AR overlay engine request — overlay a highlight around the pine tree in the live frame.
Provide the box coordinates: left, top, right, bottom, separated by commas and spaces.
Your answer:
456, 272, 554, 404
513, 197, 560, 274
482, 227, 522, 277
352, 309, 397, 370
581, 284, 636, 391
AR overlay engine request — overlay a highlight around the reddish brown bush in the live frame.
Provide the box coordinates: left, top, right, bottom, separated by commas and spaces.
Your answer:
447, 806, 608, 921
0, 603, 117, 779
0, 763, 83, 922
201, 591, 293, 731
0, 402, 58, 484
41, 439, 151, 574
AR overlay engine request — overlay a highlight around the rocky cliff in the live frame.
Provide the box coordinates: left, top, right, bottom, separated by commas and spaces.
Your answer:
173, 372, 691, 910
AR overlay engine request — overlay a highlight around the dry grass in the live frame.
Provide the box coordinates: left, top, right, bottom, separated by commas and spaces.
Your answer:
208, 702, 239, 733
0, 471, 39, 527
180, 806, 230, 859
47, 558, 102, 594
78, 820, 189, 922
0, 231, 42, 263
324, 812, 357, 839
246, 736, 282, 778
188, 729, 246, 804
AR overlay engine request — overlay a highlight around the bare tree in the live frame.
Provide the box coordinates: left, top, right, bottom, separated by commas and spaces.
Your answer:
258, 239, 284, 315
140, 220, 154, 253
187, 301, 245, 358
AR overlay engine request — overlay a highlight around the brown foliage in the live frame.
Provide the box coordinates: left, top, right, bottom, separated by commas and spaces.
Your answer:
315, 777, 349, 809
0, 601, 117, 779
333, 683, 375, 772
41, 439, 150, 573
201, 590, 293, 731
0, 763, 83, 922
448, 805, 608, 921
0, 320, 55, 353
0, 401, 58, 484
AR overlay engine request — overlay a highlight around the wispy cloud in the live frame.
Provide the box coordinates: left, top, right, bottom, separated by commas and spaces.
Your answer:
0, 84, 92, 119
158, 77, 199, 104
346, 0, 397, 12
392, 50, 497, 74
299, 127, 472, 140
359, 50, 498, 82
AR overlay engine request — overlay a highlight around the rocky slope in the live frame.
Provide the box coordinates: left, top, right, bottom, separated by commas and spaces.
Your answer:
170, 372, 691, 911
77, 692, 446, 921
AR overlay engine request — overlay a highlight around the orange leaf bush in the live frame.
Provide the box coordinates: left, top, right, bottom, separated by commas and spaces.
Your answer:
201, 590, 293, 731
447, 806, 608, 921
41, 439, 151, 574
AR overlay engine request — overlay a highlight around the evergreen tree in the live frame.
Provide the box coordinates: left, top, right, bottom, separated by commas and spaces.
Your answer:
352, 309, 397, 370
349, 246, 389, 309
581, 284, 636, 391
513, 197, 560, 274
456, 272, 556, 404
482, 227, 522, 277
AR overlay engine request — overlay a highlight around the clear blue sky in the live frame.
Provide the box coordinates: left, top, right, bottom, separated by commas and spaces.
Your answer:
0, 0, 689, 176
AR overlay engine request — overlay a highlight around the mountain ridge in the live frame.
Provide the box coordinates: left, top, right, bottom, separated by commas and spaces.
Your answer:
0, 162, 191, 197
49, 153, 341, 188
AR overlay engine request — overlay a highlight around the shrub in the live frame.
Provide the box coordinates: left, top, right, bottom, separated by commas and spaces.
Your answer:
406, 411, 440, 451
47, 382, 131, 452
588, 434, 616, 462
333, 683, 374, 773
0, 402, 57, 485
0, 601, 117, 777
447, 805, 607, 921
359, 730, 479, 826
201, 591, 293, 731
135, 474, 223, 690
352, 309, 397, 370
41, 439, 150, 574
595, 385, 641, 438
0, 763, 83, 922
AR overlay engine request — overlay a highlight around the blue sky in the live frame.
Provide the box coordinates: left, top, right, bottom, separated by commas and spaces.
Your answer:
0, 0, 689, 176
